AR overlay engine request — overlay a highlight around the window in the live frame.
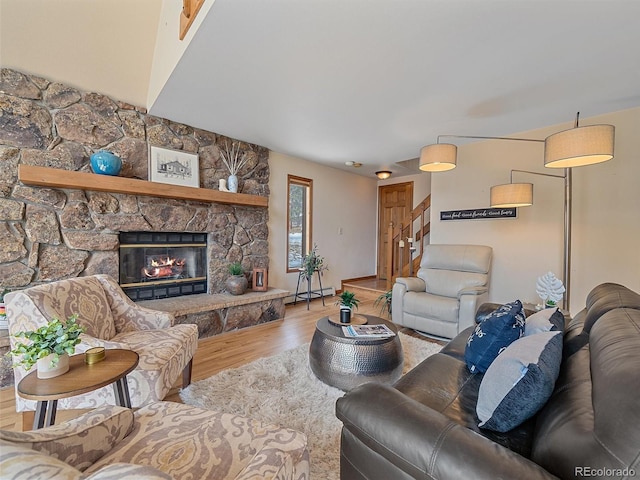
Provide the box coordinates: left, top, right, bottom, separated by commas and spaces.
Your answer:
287, 175, 312, 272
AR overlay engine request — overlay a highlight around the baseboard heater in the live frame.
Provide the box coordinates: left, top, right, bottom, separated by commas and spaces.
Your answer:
285, 286, 336, 304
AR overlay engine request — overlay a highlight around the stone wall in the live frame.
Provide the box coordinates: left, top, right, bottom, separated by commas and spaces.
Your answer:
0, 68, 270, 292
0, 68, 279, 387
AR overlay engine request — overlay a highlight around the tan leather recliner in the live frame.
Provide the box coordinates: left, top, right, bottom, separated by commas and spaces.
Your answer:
392, 244, 493, 339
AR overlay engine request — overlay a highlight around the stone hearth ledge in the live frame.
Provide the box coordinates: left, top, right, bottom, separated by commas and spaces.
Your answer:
138, 288, 290, 339
139, 288, 289, 317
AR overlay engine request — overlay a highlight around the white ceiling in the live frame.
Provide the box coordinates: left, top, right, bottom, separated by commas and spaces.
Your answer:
3, 0, 640, 179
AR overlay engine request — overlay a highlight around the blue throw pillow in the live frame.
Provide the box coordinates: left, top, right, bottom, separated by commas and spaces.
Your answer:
524, 307, 564, 336
477, 330, 563, 432
464, 300, 525, 373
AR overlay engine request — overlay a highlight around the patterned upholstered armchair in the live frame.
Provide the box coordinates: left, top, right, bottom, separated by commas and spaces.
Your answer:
0, 402, 310, 479
5, 274, 198, 413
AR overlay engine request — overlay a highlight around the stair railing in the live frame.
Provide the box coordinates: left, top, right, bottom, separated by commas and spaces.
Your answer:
385, 194, 431, 291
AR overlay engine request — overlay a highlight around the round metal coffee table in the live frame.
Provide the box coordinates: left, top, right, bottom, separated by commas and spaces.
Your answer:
309, 314, 403, 391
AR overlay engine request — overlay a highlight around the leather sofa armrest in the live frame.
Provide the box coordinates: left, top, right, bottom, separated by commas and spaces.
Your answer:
336, 383, 559, 480
475, 302, 503, 322
395, 276, 426, 292
475, 302, 538, 324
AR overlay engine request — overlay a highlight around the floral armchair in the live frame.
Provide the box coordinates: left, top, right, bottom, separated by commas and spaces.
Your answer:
5, 274, 198, 413
0, 402, 310, 479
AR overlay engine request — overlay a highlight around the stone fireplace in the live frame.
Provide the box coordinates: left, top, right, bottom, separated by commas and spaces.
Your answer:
0, 69, 290, 387
119, 231, 208, 301
0, 68, 271, 294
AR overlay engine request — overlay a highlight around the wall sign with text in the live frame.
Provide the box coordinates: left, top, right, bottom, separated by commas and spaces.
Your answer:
440, 208, 517, 221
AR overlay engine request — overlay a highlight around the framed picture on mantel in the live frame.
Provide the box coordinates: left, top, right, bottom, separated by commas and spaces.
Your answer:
253, 268, 268, 291
149, 145, 200, 188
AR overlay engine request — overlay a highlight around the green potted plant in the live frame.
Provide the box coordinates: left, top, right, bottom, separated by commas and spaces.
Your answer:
9, 314, 85, 379
336, 290, 360, 324
300, 243, 328, 281
226, 261, 248, 295
374, 290, 392, 317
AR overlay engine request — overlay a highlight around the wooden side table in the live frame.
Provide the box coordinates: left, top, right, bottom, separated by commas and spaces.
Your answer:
17, 349, 139, 430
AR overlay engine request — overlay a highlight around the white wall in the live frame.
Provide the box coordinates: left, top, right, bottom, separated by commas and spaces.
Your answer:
148, 0, 217, 106
431, 108, 640, 315
0, 0, 161, 107
268, 151, 379, 295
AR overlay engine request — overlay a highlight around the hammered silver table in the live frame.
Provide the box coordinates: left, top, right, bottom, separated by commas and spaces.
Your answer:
308, 314, 403, 391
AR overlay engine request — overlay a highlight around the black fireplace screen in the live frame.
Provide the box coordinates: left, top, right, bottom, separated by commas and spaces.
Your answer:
119, 232, 207, 301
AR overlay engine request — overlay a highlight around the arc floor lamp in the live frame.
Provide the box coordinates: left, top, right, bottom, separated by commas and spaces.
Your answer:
418, 113, 615, 309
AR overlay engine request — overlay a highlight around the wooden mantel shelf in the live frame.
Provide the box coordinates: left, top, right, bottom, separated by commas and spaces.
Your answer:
18, 165, 268, 208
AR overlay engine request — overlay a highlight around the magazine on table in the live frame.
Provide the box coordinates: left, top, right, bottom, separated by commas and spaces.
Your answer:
342, 324, 396, 338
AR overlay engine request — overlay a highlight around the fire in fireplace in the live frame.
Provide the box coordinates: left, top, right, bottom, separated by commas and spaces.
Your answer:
119, 232, 207, 301
142, 256, 186, 279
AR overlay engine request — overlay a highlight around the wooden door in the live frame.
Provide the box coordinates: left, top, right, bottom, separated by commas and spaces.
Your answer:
377, 182, 413, 280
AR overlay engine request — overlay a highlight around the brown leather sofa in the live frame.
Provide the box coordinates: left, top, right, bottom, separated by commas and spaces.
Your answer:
336, 283, 640, 480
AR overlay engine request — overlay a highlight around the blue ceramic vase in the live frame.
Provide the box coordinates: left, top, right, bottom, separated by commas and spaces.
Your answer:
90, 151, 122, 176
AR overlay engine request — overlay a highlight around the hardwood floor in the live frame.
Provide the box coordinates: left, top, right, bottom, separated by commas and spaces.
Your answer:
1, 289, 422, 432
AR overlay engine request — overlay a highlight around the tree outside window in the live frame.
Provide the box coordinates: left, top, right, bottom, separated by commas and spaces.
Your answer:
287, 175, 312, 271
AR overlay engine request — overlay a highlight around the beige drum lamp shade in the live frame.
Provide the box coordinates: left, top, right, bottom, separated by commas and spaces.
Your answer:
544, 124, 614, 168
490, 183, 533, 208
419, 144, 457, 172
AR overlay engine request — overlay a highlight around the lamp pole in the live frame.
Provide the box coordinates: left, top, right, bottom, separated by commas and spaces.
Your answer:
508, 169, 569, 310
563, 167, 572, 312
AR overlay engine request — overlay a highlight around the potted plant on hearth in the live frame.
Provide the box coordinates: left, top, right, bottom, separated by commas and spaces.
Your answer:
9, 314, 85, 379
226, 262, 248, 295
336, 290, 360, 324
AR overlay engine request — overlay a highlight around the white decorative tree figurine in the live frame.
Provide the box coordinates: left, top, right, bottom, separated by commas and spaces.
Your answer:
536, 272, 565, 308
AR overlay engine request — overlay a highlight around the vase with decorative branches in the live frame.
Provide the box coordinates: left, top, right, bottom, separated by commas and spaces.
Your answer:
220, 140, 250, 193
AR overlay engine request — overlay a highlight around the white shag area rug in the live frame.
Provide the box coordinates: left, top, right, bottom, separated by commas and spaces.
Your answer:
180, 333, 442, 480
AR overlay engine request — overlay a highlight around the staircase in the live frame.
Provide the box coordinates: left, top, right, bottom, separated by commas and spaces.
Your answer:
385, 194, 431, 290
339, 194, 431, 298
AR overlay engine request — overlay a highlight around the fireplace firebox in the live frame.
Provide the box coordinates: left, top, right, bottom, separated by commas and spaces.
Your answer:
119, 232, 207, 301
